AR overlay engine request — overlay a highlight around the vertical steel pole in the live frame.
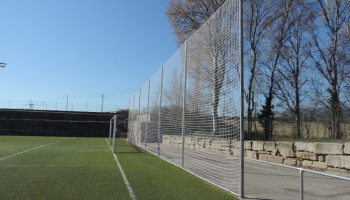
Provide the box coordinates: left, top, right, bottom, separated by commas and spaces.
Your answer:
145, 79, 151, 149
158, 65, 164, 157
300, 169, 304, 200
128, 98, 132, 141
181, 41, 187, 168
137, 88, 142, 146
109, 118, 112, 145
132, 94, 135, 144
112, 115, 117, 153
239, 0, 245, 198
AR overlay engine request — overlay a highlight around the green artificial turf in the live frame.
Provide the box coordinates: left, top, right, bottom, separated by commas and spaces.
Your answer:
0, 136, 237, 199
0, 137, 130, 200
115, 139, 237, 200
0, 136, 62, 158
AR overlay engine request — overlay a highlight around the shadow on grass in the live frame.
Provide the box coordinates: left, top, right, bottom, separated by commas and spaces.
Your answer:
116, 151, 144, 154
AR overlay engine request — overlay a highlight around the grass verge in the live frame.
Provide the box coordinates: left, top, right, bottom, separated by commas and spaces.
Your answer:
115, 139, 237, 200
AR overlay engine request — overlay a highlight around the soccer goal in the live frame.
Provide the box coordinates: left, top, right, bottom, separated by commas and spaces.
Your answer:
108, 115, 117, 153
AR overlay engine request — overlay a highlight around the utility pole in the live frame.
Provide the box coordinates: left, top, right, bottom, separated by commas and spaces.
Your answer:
101, 94, 104, 112
29, 99, 34, 110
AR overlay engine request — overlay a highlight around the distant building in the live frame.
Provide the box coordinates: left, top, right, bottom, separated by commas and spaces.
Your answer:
117, 109, 129, 114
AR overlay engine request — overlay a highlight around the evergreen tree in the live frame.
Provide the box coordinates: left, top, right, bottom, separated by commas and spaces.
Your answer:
257, 97, 274, 140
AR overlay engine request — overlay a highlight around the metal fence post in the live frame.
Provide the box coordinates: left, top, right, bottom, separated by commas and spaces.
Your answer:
112, 115, 117, 153
137, 89, 141, 146
131, 94, 135, 144
145, 79, 151, 149
181, 41, 187, 168
300, 169, 304, 200
158, 65, 164, 157
127, 98, 132, 142
239, 0, 245, 198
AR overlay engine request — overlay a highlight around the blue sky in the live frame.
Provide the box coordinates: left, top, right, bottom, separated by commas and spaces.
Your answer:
0, 0, 178, 111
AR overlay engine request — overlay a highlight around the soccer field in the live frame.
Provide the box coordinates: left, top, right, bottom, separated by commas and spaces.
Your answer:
0, 136, 236, 200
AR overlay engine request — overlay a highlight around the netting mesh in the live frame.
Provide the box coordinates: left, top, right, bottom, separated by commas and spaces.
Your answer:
128, 0, 241, 194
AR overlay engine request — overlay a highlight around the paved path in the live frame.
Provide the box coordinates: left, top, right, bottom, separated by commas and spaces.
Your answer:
244, 159, 350, 200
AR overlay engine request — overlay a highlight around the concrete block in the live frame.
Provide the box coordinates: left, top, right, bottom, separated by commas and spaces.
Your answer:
264, 142, 276, 152
217, 149, 229, 154
317, 155, 325, 162
178, 136, 183, 144
196, 138, 206, 146
230, 140, 239, 148
326, 155, 350, 169
314, 142, 343, 155
222, 140, 231, 147
295, 152, 317, 160
284, 158, 296, 166
252, 141, 264, 151
302, 160, 313, 167
185, 137, 194, 145
294, 142, 314, 152
245, 150, 258, 159
195, 143, 203, 150
258, 151, 270, 155
211, 140, 230, 150
312, 161, 327, 169
210, 139, 219, 148
162, 137, 169, 144
344, 142, 350, 154
259, 154, 284, 163
276, 142, 294, 157
231, 149, 240, 156
244, 141, 252, 150
296, 159, 302, 167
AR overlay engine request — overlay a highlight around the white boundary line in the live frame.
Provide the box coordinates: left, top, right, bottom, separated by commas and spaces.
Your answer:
0, 139, 68, 161
105, 138, 136, 200
0, 164, 115, 167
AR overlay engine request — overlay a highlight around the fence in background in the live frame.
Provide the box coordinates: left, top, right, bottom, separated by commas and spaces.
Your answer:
0, 99, 124, 113
128, 0, 242, 195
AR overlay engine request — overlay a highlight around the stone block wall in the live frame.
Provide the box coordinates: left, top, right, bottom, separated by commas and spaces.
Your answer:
245, 141, 350, 172
161, 135, 350, 172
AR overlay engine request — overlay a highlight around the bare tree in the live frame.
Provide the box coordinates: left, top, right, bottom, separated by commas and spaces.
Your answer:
165, 0, 227, 47
309, 0, 350, 139
162, 64, 184, 135
166, 0, 236, 135
244, 0, 278, 138
257, 0, 301, 140
343, 4, 350, 39
274, 0, 315, 138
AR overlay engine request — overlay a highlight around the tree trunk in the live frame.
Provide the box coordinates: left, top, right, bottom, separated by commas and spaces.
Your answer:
247, 52, 257, 139
212, 59, 224, 135
295, 75, 301, 139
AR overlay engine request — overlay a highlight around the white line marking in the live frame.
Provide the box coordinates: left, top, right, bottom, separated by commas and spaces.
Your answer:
0, 139, 68, 161
0, 164, 114, 167
105, 138, 136, 200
